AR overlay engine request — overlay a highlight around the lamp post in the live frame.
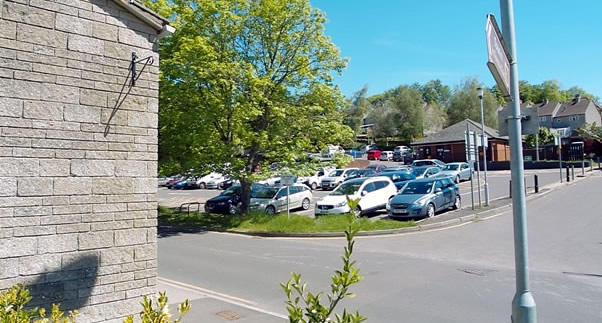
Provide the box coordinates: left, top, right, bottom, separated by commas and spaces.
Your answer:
477, 88, 490, 206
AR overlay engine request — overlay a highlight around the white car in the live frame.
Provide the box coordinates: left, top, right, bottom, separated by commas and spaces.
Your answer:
206, 176, 230, 189
297, 166, 335, 190
197, 172, 224, 189
258, 176, 281, 186
323, 145, 345, 158
394, 146, 411, 153
315, 176, 397, 216
320, 168, 358, 190
379, 151, 393, 161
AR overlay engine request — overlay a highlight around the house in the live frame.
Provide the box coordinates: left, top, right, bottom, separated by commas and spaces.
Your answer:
0, 0, 171, 321
411, 119, 510, 163
552, 94, 601, 130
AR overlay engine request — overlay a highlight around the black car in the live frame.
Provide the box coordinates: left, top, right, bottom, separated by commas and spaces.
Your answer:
344, 169, 376, 181
204, 184, 265, 215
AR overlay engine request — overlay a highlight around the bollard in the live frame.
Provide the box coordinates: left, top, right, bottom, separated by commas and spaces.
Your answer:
509, 179, 512, 199
534, 174, 539, 193
582, 159, 585, 175
566, 166, 570, 182
571, 165, 575, 181
599, 157, 601, 171
524, 177, 527, 195
590, 159, 593, 172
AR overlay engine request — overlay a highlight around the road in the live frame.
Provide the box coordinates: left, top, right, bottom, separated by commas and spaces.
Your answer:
158, 166, 563, 216
158, 174, 602, 322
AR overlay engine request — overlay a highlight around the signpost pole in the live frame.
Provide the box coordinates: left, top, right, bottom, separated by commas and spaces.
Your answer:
498, 1, 537, 322
558, 140, 562, 183
287, 185, 290, 220
477, 88, 490, 206
466, 125, 475, 210
473, 132, 481, 208
535, 133, 540, 161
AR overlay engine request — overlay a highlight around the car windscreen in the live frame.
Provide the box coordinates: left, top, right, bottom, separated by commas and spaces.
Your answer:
329, 170, 344, 177
221, 186, 241, 196
400, 181, 433, 195
412, 168, 428, 176
390, 173, 413, 181
444, 164, 459, 171
330, 182, 363, 196
251, 186, 279, 199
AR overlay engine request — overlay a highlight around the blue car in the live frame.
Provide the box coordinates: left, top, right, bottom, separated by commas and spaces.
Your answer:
374, 171, 416, 191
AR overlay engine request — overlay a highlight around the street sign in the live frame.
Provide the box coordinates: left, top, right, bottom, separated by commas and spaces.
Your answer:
486, 14, 511, 98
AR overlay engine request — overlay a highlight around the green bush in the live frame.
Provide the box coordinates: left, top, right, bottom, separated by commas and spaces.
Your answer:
281, 198, 366, 323
124, 291, 190, 323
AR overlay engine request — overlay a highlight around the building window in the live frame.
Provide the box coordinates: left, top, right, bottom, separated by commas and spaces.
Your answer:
538, 116, 547, 122
555, 118, 561, 123
569, 115, 579, 121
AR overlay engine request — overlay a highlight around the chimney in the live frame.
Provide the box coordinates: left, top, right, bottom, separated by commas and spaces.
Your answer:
575, 93, 581, 103
544, 98, 549, 105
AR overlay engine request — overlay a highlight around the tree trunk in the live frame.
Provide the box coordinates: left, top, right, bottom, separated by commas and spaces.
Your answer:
239, 178, 253, 215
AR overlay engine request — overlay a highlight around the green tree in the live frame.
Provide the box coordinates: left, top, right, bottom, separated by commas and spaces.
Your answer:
577, 123, 602, 140
368, 85, 424, 142
446, 78, 498, 128
421, 79, 451, 107
155, 0, 352, 213
343, 85, 371, 134
524, 127, 556, 148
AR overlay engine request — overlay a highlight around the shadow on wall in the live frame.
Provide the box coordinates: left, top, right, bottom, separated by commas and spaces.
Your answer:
27, 253, 99, 312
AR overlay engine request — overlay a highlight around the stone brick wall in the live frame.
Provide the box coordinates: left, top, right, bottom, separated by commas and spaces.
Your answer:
0, 0, 161, 321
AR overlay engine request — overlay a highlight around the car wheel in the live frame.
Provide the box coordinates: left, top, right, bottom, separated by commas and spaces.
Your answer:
452, 195, 461, 210
218, 182, 224, 189
354, 205, 362, 217
311, 182, 317, 190
455, 175, 460, 184
301, 198, 310, 210
228, 204, 237, 215
265, 205, 276, 215
426, 203, 435, 218
199, 182, 206, 189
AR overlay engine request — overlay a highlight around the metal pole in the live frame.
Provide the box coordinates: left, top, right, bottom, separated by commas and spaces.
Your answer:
559, 146, 562, 183
566, 166, 570, 182
474, 132, 481, 208
499, 1, 537, 322
533, 175, 538, 193
287, 185, 290, 220
478, 90, 490, 206
581, 159, 584, 176
535, 133, 539, 161
571, 165, 575, 181
467, 124, 475, 210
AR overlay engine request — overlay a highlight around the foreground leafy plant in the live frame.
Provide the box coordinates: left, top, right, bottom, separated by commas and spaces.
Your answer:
281, 197, 366, 323
124, 291, 190, 323
0, 284, 77, 323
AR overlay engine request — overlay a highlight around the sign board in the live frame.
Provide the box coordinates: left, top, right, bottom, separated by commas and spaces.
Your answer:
280, 175, 295, 186
465, 131, 488, 161
486, 14, 511, 98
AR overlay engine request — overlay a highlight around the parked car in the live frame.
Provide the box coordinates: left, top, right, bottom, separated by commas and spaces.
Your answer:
249, 184, 312, 215
297, 166, 336, 190
411, 159, 446, 168
367, 149, 382, 160
394, 145, 412, 154
365, 164, 387, 173
158, 177, 170, 187
382, 165, 410, 172
440, 162, 472, 183
361, 144, 378, 154
166, 177, 186, 189
393, 151, 413, 163
387, 177, 460, 219
376, 171, 416, 190
320, 168, 358, 190
197, 172, 224, 189
206, 176, 234, 189
315, 176, 397, 216
323, 145, 345, 158
344, 169, 377, 181
412, 166, 441, 179
379, 151, 393, 161
204, 183, 265, 215
345, 149, 363, 159
173, 179, 188, 189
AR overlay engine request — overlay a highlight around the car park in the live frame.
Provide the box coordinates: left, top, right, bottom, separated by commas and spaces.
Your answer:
361, 144, 378, 154
204, 184, 265, 215
345, 149, 363, 159
344, 169, 377, 181
315, 176, 397, 216
379, 151, 393, 161
173, 179, 188, 189
412, 166, 441, 179
365, 164, 387, 173
382, 165, 410, 172
320, 168, 358, 190
440, 162, 472, 183
387, 177, 460, 219
297, 166, 335, 190
249, 184, 312, 215
206, 176, 233, 189
411, 159, 446, 168
367, 149, 382, 160
166, 177, 187, 189
197, 172, 225, 189
394, 145, 411, 154
393, 151, 413, 163
376, 171, 416, 190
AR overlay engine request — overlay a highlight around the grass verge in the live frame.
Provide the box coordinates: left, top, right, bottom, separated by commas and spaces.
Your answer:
158, 206, 414, 233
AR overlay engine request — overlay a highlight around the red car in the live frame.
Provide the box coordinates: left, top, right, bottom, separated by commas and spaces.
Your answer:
367, 149, 381, 160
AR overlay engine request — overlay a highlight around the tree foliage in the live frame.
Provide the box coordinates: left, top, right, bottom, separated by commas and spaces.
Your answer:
577, 123, 602, 141
367, 85, 424, 141
154, 0, 353, 212
524, 127, 556, 148
343, 85, 371, 134
446, 78, 499, 128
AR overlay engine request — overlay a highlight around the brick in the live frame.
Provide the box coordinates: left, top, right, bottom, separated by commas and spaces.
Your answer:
91, 220, 131, 231
17, 51, 67, 67
0, 177, 16, 196
32, 63, 81, 78
118, 27, 151, 49
0, 228, 13, 239
23, 101, 64, 120
0, 208, 14, 217
0, 47, 16, 59
82, 69, 117, 83
134, 244, 155, 261
0, 136, 30, 147
81, 212, 113, 222
127, 111, 157, 128
88, 291, 125, 305
133, 219, 156, 228
71, 159, 114, 176
0, 216, 40, 227
0, 237, 37, 257
0, 158, 39, 176
68, 34, 104, 55
99, 272, 134, 285
2, 1, 56, 28
106, 194, 146, 203
80, 88, 108, 107
46, 129, 94, 141
40, 159, 70, 177
0, 196, 44, 207
14, 206, 52, 217
78, 231, 113, 250
92, 178, 132, 194
105, 15, 128, 28
17, 255, 61, 276
69, 195, 106, 205
114, 228, 147, 246
57, 222, 89, 234
14, 225, 56, 236
56, 150, 85, 159
55, 13, 92, 35
33, 120, 80, 132
37, 233, 78, 253
114, 160, 146, 177
57, 75, 95, 89
0, 19, 17, 39
0, 78, 41, 100
30, 0, 79, 15
101, 107, 127, 126
17, 24, 67, 48
92, 203, 126, 213
12, 148, 55, 158
2, 128, 46, 138
132, 178, 156, 194
41, 83, 79, 104
122, 95, 147, 112
54, 177, 92, 195
92, 21, 118, 41
61, 251, 100, 269
41, 214, 81, 225
114, 279, 145, 292
0, 258, 19, 279
32, 44, 55, 56
133, 268, 155, 280
78, 8, 105, 22
64, 105, 101, 123
18, 178, 53, 196
14, 70, 57, 83
32, 139, 72, 149
53, 204, 92, 215
85, 151, 128, 160
42, 196, 70, 206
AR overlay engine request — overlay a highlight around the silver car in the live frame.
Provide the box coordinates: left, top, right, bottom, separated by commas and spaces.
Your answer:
440, 162, 472, 183
249, 184, 312, 215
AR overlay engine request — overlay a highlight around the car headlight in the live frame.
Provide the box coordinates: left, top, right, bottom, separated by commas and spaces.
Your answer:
335, 201, 347, 208
217, 202, 225, 206
413, 198, 428, 206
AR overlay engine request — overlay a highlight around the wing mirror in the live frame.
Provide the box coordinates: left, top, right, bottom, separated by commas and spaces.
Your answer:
361, 190, 367, 196
435, 187, 442, 193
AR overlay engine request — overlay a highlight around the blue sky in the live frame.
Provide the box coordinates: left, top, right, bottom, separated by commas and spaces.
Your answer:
310, 0, 602, 100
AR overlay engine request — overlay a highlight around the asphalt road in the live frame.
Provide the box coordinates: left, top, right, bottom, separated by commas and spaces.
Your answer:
158, 163, 564, 216
158, 174, 602, 322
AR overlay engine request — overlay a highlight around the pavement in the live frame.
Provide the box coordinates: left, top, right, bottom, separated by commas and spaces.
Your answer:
157, 168, 602, 322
